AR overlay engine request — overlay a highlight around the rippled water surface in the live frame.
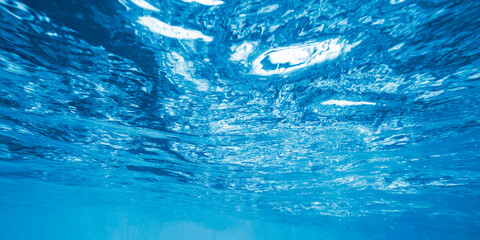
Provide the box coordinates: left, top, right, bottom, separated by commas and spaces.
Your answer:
0, 0, 479, 239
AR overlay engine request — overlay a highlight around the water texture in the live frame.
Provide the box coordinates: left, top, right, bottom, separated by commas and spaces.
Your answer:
0, 0, 479, 239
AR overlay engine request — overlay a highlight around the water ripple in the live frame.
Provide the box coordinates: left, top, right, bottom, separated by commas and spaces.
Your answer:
0, 0, 479, 238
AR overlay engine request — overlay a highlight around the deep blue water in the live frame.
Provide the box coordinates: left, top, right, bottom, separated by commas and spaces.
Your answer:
0, 0, 479, 239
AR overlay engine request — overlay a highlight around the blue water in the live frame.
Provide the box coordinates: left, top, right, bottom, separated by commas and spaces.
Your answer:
0, 0, 479, 239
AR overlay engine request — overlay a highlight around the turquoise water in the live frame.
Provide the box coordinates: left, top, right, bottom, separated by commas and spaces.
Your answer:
0, 0, 479, 239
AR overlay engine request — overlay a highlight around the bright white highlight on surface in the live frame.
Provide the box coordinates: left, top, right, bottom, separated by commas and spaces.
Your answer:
390, 0, 406, 4
137, 16, 213, 42
321, 100, 376, 106
182, 0, 224, 6
0, 0, 34, 20
229, 42, 255, 62
388, 43, 404, 52
251, 38, 351, 76
258, 4, 279, 14
130, 0, 159, 11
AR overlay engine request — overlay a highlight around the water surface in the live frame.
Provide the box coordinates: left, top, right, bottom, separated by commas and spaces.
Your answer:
0, 0, 479, 239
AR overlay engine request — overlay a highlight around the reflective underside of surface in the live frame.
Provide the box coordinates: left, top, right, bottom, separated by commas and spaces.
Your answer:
0, 0, 479, 239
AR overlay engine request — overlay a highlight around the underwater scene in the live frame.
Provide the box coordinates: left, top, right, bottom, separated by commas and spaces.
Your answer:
0, 0, 479, 239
